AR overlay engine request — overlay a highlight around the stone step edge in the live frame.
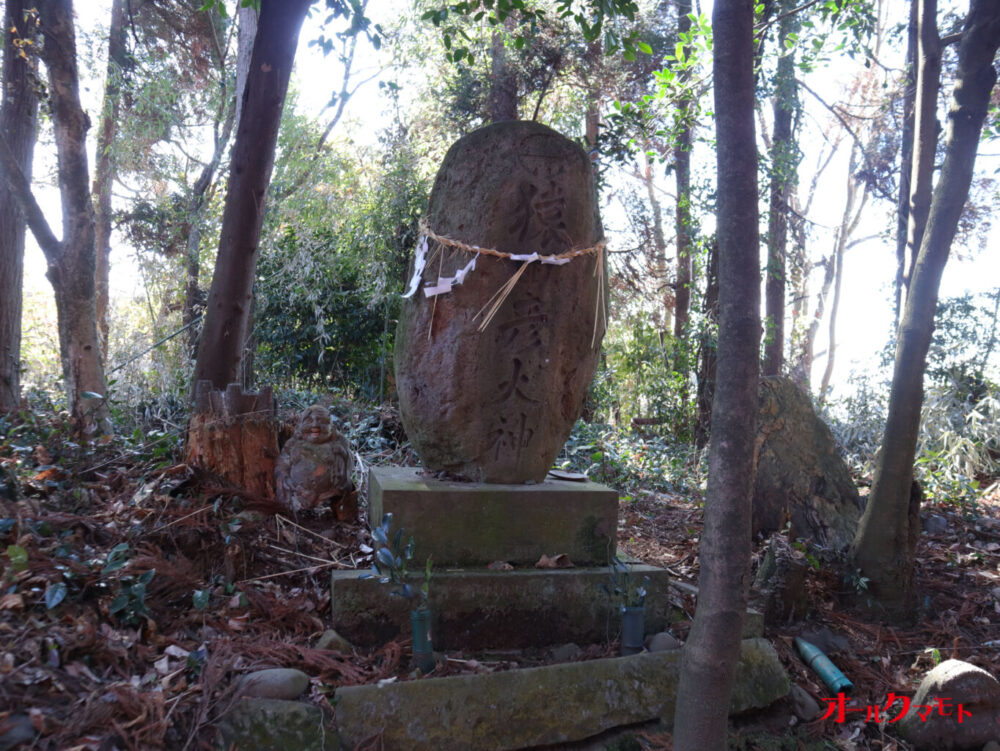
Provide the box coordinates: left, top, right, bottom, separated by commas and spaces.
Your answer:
333, 638, 789, 751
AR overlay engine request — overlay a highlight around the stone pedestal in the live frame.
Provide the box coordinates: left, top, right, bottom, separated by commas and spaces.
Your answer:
330, 565, 680, 650
369, 466, 617, 567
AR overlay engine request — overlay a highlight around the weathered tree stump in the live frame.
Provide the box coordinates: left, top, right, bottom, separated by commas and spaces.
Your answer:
186, 381, 279, 499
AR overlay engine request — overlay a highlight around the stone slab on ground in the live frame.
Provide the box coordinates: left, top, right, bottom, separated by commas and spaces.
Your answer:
369, 466, 617, 566
331, 565, 679, 649
334, 638, 789, 750
216, 697, 337, 751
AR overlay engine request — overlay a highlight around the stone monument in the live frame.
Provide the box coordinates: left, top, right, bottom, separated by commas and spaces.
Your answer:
332, 122, 673, 650
395, 120, 606, 484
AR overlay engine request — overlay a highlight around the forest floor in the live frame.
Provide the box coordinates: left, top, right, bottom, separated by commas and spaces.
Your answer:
1, 411, 999, 750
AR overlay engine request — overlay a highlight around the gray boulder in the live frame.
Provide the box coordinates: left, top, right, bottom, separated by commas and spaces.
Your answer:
898, 659, 1000, 750
753, 377, 863, 551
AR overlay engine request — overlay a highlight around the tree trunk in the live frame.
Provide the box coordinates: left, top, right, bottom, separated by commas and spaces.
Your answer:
0, 0, 110, 434
489, 19, 518, 122
182, 20, 240, 359
0, 0, 39, 413
893, 0, 919, 326
903, 0, 941, 297
673, 0, 760, 748
583, 38, 601, 148
852, 0, 1000, 619
192, 0, 311, 391
673, 0, 693, 354
42, 0, 110, 433
93, 0, 127, 355
762, 0, 799, 377
819, 147, 868, 400
643, 151, 672, 334
233, 3, 258, 133
695, 237, 719, 448
186, 381, 278, 498
785, 193, 809, 388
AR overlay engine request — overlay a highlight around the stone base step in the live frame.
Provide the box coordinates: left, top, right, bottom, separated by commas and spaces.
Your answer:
369, 466, 618, 567
334, 638, 790, 750
331, 565, 681, 650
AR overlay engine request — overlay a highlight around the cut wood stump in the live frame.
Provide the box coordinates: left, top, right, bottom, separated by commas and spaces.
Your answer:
186, 381, 279, 499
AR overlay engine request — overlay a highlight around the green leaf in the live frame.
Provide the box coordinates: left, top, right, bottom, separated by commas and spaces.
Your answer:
192, 589, 210, 611
7, 544, 28, 571
81, 391, 104, 400
102, 542, 130, 574
376, 547, 396, 569
45, 581, 67, 609
109, 593, 130, 614
637, 41, 652, 54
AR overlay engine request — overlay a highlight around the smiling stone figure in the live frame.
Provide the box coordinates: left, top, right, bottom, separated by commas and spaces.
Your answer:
275, 405, 354, 513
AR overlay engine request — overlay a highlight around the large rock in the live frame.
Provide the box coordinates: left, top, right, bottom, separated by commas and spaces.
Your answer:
898, 659, 1000, 750
753, 377, 863, 551
334, 638, 788, 750
395, 121, 605, 483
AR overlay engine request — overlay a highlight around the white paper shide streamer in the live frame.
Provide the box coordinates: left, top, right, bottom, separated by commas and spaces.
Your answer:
401, 232, 573, 301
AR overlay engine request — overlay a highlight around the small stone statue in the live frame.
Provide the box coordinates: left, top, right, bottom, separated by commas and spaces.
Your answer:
276, 406, 354, 514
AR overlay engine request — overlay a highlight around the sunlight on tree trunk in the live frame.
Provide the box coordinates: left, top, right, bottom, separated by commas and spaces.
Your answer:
853, 0, 1000, 619
673, 0, 760, 747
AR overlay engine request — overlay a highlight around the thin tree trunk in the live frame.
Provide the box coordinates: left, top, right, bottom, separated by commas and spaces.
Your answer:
584, 38, 601, 147
762, 0, 798, 376
643, 151, 672, 334
673, 0, 693, 355
903, 0, 941, 299
853, 0, 1000, 619
0, 0, 39, 413
0, 0, 111, 433
673, 0, 760, 747
893, 0, 919, 326
93, 0, 127, 356
787, 141, 839, 389
786, 193, 809, 388
192, 0, 311, 390
819, 147, 868, 400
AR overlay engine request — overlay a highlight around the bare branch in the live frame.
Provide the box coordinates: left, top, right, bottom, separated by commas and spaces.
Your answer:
0, 134, 62, 262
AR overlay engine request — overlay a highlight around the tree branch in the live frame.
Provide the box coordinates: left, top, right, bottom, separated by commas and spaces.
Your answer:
797, 77, 895, 202
0, 134, 62, 262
